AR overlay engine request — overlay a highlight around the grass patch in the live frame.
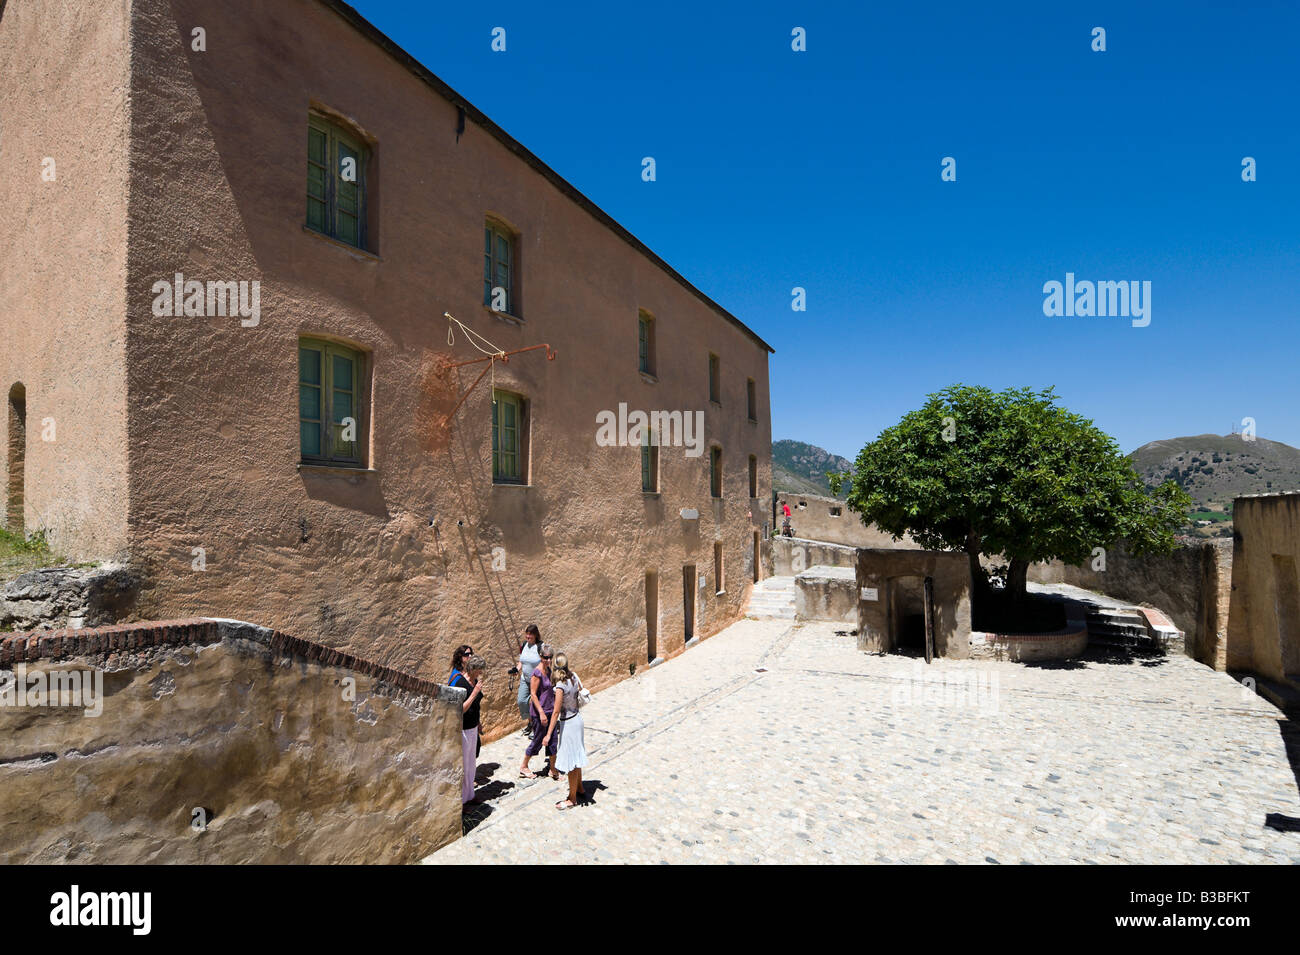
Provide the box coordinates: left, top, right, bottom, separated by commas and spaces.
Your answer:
0, 527, 68, 578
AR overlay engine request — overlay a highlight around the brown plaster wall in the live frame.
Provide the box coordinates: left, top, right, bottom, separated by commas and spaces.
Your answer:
121, 0, 771, 741
0, 0, 130, 558
0, 618, 463, 863
1226, 493, 1300, 682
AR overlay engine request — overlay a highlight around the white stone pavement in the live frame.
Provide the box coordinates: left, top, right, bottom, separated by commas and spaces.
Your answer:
423, 617, 1300, 864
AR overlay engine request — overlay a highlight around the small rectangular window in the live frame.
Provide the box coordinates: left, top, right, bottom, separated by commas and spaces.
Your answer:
484, 222, 517, 316
492, 389, 528, 483
748, 455, 757, 498
642, 428, 659, 492
747, 378, 757, 421
714, 542, 725, 595
708, 353, 720, 404
299, 338, 363, 466
638, 312, 656, 376
710, 446, 723, 498
307, 116, 369, 250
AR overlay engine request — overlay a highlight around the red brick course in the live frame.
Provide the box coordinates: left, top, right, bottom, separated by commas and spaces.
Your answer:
0, 617, 445, 698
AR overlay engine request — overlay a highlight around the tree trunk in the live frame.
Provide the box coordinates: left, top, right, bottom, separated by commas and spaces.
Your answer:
1007, 557, 1029, 605
965, 531, 984, 618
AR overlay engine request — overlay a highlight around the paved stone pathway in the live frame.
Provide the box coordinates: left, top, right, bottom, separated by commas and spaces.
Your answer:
423, 617, 1300, 864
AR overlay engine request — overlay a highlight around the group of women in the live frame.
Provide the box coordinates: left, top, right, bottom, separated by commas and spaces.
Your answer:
448, 625, 589, 812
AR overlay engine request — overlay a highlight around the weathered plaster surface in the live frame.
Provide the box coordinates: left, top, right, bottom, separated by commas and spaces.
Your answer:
0, 618, 463, 863
119, 0, 771, 740
0, 0, 131, 557
1227, 493, 1300, 682
856, 549, 972, 658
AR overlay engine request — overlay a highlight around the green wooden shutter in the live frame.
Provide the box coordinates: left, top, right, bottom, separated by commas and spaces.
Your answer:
307, 125, 329, 233
299, 344, 324, 458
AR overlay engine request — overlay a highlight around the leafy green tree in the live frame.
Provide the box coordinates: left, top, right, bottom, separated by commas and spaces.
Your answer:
828, 385, 1190, 607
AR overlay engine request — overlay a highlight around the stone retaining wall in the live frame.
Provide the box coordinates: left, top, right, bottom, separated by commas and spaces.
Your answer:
0, 617, 463, 863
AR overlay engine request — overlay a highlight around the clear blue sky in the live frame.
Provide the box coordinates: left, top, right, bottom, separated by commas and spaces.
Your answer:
355, 0, 1299, 459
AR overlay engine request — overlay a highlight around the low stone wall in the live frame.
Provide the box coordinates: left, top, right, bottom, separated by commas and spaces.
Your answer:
794, 566, 857, 623
0, 618, 463, 864
775, 493, 921, 550
772, 536, 856, 576
1, 563, 139, 632
1028, 540, 1230, 669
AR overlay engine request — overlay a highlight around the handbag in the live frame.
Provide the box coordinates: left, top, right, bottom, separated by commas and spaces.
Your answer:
575, 674, 592, 709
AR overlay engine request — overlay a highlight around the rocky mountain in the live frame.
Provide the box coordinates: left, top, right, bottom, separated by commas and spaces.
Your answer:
1129, 433, 1300, 510
772, 439, 852, 499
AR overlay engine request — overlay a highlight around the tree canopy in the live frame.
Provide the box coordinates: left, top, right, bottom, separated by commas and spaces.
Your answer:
828, 384, 1191, 602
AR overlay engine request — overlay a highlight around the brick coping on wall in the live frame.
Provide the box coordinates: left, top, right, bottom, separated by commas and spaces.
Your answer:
0, 617, 460, 702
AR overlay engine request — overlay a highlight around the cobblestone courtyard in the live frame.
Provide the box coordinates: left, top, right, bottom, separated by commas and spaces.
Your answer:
424, 618, 1300, 865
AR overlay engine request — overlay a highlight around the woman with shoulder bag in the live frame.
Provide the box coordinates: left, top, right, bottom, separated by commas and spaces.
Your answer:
543, 652, 588, 810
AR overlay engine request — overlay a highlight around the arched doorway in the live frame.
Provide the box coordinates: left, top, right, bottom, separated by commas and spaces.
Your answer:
6, 383, 25, 533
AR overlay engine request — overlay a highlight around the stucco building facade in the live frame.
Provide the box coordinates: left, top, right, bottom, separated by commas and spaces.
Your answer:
1, 0, 774, 739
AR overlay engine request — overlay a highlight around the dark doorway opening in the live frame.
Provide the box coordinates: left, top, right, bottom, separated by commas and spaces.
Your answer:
645, 571, 658, 662
890, 575, 927, 654
682, 564, 696, 644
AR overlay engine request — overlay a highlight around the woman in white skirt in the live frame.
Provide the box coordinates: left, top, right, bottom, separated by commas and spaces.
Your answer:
543, 652, 587, 810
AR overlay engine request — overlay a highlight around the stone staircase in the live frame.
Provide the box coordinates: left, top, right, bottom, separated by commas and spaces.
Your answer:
746, 576, 796, 620
1085, 608, 1154, 648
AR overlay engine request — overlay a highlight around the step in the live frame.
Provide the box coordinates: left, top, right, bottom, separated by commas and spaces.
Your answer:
746, 607, 796, 620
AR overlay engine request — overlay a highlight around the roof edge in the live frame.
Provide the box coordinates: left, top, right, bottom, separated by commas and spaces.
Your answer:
318, 0, 774, 354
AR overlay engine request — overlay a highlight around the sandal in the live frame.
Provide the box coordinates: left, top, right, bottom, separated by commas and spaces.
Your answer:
549, 770, 562, 780
518, 770, 537, 779
556, 799, 577, 811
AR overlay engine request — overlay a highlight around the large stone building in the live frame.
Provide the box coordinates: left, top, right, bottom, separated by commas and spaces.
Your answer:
0, 0, 774, 738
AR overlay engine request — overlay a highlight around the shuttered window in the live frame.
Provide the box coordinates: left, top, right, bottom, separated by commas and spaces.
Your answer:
307, 116, 368, 250
484, 223, 516, 314
492, 390, 526, 483
300, 339, 363, 465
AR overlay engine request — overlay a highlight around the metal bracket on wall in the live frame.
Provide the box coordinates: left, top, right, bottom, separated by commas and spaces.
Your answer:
442, 343, 557, 426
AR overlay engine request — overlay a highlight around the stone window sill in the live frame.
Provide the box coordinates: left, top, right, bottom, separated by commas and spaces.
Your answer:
483, 305, 525, 326
639, 371, 659, 385
302, 225, 381, 261
298, 463, 378, 477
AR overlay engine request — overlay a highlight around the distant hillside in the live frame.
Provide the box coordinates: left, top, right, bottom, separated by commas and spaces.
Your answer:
1130, 433, 1300, 509
773, 440, 852, 499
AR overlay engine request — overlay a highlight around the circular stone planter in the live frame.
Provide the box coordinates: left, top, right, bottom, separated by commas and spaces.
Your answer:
968, 621, 1089, 662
